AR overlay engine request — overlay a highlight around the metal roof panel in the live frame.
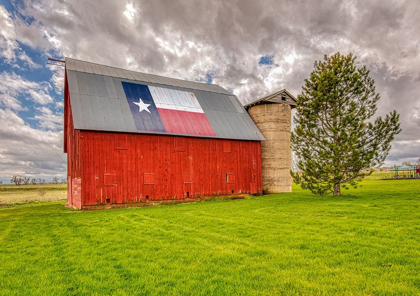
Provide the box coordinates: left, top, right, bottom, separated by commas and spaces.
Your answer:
66, 70, 79, 94
89, 95, 107, 130
75, 71, 89, 95
85, 73, 99, 96
104, 76, 118, 99
229, 95, 246, 113
100, 97, 117, 130
79, 94, 97, 129
95, 75, 109, 98
69, 92, 84, 129
65, 59, 264, 141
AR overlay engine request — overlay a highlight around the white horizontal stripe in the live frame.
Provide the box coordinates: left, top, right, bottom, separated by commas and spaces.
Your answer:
149, 85, 204, 112
155, 103, 204, 113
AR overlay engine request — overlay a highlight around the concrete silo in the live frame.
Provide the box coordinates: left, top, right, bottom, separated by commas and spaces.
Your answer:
245, 90, 297, 193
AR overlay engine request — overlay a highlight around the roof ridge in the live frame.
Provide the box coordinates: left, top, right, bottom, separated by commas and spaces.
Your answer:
65, 57, 226, 89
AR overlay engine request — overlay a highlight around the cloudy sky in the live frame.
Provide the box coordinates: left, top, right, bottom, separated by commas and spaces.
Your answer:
0, 0, 419, 182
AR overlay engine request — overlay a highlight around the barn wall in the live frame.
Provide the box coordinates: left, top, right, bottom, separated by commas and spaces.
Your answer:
78, 131, 262, 206
65, 85, 82, 209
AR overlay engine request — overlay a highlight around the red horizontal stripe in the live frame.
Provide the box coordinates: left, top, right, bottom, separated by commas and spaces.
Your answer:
157, 108, 216, 136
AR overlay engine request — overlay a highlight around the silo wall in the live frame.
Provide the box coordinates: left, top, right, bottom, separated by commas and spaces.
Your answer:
247, 103, 292, 193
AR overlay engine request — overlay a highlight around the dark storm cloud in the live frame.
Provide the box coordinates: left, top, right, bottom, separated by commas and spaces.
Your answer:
1, 0, 419, 181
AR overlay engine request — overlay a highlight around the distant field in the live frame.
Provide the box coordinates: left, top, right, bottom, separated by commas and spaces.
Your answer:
365, 171, 392, 179
1, 176, 419, 295
0, 184, 67, 205
0, 172, 403, 205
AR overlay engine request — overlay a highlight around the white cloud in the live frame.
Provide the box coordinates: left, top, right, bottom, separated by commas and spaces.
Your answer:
18, 51, 41, 68
0, 5, 19, 62
49, 66, 65, 94
32, 106, 63, 131
0, 108, 66, 180
0, 5, 57, 68
123, 3, 137, 21
0, 72, 54, 109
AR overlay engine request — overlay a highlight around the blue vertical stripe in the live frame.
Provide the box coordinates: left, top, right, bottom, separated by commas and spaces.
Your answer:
122, 82, 166, 132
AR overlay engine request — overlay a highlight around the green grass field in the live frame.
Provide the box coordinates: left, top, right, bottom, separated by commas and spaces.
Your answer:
1, 177, 419, 295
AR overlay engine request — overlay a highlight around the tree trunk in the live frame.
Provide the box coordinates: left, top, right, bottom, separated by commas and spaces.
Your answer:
333, 183, 341, 196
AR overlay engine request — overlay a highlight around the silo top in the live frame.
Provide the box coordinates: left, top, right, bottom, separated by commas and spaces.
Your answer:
244, 89, 297, 110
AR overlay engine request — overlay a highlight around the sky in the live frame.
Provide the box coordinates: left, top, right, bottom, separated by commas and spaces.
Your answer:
0, 0, 419, 183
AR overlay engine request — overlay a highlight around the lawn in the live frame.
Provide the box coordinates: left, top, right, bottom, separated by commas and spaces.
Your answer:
1, 178, 419, 295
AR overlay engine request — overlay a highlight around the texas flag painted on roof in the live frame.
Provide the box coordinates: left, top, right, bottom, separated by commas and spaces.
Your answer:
122, 82, 216, 136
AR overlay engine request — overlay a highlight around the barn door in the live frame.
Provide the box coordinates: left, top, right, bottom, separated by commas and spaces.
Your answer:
105, 187, 117, 204
103, 174, 117, 204
183, 183, 194, 199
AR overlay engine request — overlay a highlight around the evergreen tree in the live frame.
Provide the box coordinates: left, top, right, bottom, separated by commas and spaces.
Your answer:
291, 53, 401, 196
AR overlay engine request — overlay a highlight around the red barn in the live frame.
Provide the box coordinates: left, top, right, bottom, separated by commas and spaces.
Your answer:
64, 58, 265, 209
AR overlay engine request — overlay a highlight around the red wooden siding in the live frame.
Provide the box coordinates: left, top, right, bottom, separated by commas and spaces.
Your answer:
64, 77, 82, 207
72, 131, 262, 207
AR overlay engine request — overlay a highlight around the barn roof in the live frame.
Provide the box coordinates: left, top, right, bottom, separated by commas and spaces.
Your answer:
244, 89, 297, 109
65, 58, 265, 141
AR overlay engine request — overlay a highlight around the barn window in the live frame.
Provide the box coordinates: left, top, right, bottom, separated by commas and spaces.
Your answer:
115, 134, 128, 150
223, 141, 231, 153
226, 174, 235, 183
104, 174, 117, 186
174, 137, 186, 152
144, 173, 155, 184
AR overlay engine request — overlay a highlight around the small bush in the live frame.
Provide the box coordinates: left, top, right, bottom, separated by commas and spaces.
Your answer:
38, 189, 46, 197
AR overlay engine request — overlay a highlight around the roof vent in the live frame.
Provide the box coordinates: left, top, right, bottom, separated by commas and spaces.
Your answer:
281, 96, 287, 101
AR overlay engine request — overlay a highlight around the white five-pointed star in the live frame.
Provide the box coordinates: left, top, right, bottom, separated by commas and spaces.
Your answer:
133, 98, 151, 113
